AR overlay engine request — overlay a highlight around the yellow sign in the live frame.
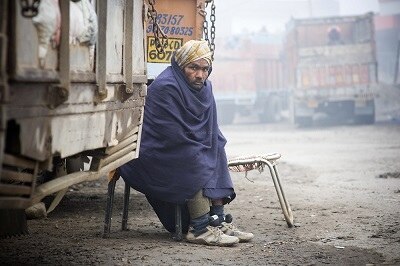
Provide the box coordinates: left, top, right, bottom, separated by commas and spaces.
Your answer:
147, 37, 183, 63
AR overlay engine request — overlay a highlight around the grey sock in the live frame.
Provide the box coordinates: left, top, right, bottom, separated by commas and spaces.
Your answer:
210, 205, 224, 224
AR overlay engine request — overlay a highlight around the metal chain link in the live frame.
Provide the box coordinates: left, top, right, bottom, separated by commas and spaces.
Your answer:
20, 0, 41, 18
147, 0, 168, 54
202, 0, 216, 60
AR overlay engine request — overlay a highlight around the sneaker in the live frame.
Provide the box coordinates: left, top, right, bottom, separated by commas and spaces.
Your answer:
220, 222, 254, 242
186, 226, 239, 246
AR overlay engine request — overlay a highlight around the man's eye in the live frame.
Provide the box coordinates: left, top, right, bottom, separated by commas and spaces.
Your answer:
189, 66, 209, 72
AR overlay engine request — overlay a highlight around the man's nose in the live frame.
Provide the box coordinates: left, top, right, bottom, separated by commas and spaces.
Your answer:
195, 71, 205, 79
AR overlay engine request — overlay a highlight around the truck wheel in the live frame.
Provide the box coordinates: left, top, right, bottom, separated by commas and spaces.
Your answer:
217, 104, 235, 125
354, 100, 375, 125
355, 114, 375, 125
0, 209, 28, 238
295, 116, 313, 127
259, 96, 282, 123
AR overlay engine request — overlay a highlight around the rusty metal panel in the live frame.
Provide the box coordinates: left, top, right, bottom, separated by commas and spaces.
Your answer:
1, 0, 148, 211
11, 1, 58, 80
17, 104, 142, 161
146, 0, 205, 62
10, 1, 98, 82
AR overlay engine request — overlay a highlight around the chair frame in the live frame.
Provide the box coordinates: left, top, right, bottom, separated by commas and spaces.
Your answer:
228, 153, 294, 227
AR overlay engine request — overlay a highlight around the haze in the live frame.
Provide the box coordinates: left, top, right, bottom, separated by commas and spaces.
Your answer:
214, 0, 380, 35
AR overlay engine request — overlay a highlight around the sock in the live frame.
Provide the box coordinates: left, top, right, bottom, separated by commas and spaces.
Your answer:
191, 213, 210, 236
210, 205, 225, 225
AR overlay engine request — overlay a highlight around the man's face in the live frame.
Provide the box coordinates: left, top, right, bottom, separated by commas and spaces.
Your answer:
182, 58, 210, 90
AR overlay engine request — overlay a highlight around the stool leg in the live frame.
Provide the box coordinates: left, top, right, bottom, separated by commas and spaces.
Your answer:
264, 160, 294, 227
103, 177, 117, 238
122, 182, 130, 231
173, 204, 183, 241
273, 165, 294, 227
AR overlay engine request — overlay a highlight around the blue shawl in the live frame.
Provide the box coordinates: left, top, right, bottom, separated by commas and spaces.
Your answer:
119, 58, 234, 205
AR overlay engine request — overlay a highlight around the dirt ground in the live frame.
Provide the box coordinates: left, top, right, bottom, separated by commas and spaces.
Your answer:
1, 92, 400, 265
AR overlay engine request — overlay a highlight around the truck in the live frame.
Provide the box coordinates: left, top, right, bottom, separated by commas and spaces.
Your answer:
0, 0, 211, 237
211, 32, 288, 124
0, 0, 148, 236
284, 12, 378, 126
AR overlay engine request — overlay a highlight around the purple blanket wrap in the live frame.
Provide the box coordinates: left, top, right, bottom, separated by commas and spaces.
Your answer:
119, 58, 234, 205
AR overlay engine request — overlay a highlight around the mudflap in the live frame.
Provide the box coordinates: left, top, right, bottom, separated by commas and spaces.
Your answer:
0, 209, 29, 238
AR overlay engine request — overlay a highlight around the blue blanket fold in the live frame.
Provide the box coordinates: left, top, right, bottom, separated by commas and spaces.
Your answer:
119, 58, 234, 205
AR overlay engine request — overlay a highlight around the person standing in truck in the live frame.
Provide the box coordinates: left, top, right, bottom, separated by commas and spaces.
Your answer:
118, 40, 253, 246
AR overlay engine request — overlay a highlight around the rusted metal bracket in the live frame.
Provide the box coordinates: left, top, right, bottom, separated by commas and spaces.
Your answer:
47, 0, 70, 109
117, 84, 132, 103
96, 0, 108, 100
47, 85, 68, 109
124, 0, 134, 94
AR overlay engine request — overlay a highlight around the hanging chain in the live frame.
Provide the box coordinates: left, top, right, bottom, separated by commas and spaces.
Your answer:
147, 0, 168, 54
20, 0, 41, 18
202, 0, 216, 60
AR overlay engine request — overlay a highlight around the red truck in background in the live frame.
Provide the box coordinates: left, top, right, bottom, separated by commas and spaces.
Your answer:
284, 12, 378, 126
210, 32, 288, 124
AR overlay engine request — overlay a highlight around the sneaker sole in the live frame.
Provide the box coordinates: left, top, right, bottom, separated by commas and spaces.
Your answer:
186, 238, 239, 247
237, 236, 254, 242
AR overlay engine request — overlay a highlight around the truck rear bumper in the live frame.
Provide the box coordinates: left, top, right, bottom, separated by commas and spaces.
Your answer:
294, 98, 375, 118
354, 99, 375, 115
294, 103, 314, 117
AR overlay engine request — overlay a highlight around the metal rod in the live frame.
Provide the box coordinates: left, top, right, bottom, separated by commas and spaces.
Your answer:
103, 177, 117, 238
263, 159, 294, 227
122, 181, 130, 231
174, 204, 183, 241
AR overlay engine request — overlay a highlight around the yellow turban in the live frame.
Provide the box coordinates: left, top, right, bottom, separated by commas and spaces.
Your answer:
174, 40, 212, 68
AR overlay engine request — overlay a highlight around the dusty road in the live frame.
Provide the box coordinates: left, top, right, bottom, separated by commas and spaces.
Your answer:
1, 120, 400, 265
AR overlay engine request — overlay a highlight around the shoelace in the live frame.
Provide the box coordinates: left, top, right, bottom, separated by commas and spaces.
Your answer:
208, 226, 224, 239
222, 222, 237, 231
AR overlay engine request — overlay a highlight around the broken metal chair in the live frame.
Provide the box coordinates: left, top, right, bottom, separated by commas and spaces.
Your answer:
103, 152, 293, 241
227, 153, 294, 227
103, 170, 183, 240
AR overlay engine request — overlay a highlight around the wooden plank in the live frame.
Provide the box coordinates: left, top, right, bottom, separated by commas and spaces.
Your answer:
132, 75, 148, 84
105, 126, 139, 155
96, 0, 108, 97
32, 151, 136, 204
46, 187, 68, 214
1, 169, 33, 183
0, 184, 32, 196
0, 197, 31, 209
100, 142, 137, 168
59, 0, 70, 92
124, 0, 134, 93
3, 154, 35, 169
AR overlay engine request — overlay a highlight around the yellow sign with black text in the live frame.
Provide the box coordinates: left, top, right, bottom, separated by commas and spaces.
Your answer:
147, 37, 183, 63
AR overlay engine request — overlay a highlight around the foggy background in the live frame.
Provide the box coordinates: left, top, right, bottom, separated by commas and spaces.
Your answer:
215, 0, 380, 35
207, 0, 400, 124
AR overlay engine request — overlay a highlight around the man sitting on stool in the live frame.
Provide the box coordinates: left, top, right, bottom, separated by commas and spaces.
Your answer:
118, 40, 253, 246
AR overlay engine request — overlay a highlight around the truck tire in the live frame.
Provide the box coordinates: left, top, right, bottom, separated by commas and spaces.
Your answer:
259, 96, 282, 123
0, 209, 28, 238
354, 100, 375, 125
217, 104, 235, 125
354, 114, 375, 125
295, 116, 313, 127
